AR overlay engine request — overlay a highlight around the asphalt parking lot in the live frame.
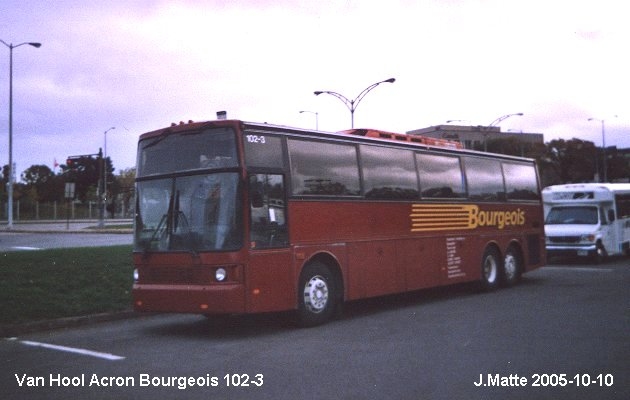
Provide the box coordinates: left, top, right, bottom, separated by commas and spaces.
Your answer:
2, 256, 628, 400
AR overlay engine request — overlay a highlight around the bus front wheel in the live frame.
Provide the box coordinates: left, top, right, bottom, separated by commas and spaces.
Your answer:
296, 262, 337, 327
480, 246, 501, 291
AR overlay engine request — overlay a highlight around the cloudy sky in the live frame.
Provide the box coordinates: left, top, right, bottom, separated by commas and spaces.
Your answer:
1, 0, 628, 179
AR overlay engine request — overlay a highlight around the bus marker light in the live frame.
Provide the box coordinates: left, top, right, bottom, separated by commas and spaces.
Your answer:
253, 289, 260, 295
200, 304, 209, 310
135, 300, 143, 307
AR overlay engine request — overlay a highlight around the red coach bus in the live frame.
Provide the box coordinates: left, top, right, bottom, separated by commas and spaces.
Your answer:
132, 119, 545, 326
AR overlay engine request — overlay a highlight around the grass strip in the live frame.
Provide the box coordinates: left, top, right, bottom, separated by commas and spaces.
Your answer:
0, 245, 133, 325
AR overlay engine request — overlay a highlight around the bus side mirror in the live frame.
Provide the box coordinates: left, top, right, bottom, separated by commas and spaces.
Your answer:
608, 209, 615, 222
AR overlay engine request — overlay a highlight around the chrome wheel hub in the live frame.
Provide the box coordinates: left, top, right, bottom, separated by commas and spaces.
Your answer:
504, 254, 516, 280
484, 257, 497, 283
304, 275, 329, 313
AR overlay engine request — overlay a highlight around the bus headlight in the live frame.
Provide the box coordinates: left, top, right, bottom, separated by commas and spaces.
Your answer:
215, 268, 227, 282
580, 234, 595, 242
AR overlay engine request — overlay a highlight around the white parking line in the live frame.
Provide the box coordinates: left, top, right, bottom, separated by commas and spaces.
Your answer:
19, 340, 125, 361
11, 246, 42, 251
543, 266, 613, 272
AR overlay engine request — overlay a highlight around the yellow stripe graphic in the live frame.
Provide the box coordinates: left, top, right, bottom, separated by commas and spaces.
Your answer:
410, 204, 477, 232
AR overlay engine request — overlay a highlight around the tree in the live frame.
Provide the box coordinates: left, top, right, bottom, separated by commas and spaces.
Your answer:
1, 164, 26, 212
111, 167, 136, 217
476, 137, 604, 187
61, 156, 114, 203
0, 164, 8, 202
21, 165, 63, 202
22, 165, 53, 186
545, 138, 597, 183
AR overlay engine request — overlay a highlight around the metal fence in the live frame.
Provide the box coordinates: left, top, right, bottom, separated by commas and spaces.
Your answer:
1, 199, 134, 221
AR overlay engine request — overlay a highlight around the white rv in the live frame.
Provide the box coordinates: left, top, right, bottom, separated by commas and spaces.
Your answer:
542, 183, 630, 260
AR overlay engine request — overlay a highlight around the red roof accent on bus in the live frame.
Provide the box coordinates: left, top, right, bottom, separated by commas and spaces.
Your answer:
339, 128, 463, 149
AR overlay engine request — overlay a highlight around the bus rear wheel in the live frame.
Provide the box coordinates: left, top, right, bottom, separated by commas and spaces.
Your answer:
480, 246, 501, 291
296, 262, 337, 327
502, 246, 523, 287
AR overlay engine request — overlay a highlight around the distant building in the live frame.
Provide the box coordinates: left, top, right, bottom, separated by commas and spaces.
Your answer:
406, 124, 544, 151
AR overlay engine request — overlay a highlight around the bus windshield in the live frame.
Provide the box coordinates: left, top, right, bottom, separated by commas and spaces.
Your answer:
134, 127, 242, 252
545, 206, 598, 225
137, 127, 238, 177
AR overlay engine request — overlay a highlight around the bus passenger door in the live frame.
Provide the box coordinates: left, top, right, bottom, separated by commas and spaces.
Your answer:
247, 174, 294, 312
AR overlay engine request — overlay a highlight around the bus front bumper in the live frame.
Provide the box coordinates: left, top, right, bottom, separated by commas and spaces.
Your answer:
133, 283, 246, 314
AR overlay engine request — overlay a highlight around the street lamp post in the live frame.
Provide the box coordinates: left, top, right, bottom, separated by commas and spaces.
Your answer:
102, 127, 115, 226
314, 78, 395, 128
103, 127, 115, 163
588, 116, 617, 183
1, 40, 41, 229
299, 110, 319, 130
484, 112, 524, 151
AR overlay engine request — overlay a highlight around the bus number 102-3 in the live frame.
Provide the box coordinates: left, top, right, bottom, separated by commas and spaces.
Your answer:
246, 135, 266, 144
223, 373, 264, 387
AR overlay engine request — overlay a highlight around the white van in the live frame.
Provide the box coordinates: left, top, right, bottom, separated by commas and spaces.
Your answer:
543, 183, 630, 261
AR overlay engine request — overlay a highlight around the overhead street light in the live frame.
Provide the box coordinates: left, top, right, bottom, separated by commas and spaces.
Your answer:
103, 126, 115, 162
488, 112, 524, 127
483, 113, 524, 152
1, 39, 41, 229
314, 78, 395, 128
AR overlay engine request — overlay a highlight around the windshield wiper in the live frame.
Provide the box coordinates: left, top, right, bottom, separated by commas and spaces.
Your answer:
142, 214, 167, 254
141, 188, 176, 255
171, 191, 200, 257
141, 185, 200, 256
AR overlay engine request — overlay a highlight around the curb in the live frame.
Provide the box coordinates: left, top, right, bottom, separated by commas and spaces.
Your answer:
0, 309, 140, 337
3, 229, 133, 234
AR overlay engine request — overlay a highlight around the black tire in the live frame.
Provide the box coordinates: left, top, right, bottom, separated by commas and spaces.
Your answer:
502, 246, 522, 287
296, 262, 338, 327
480, 246, 501, 291
592, 243, 608, 264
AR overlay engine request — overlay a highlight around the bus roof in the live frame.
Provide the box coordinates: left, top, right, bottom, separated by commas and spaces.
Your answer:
139, 118, 536, 163
242, 120, 536, 161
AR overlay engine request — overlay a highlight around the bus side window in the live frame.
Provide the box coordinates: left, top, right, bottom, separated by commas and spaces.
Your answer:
249, 174, 288, 249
